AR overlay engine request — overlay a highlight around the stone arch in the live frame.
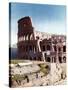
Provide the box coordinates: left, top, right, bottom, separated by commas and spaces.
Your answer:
46, 57, 51, 62
30, 34, 33, 40
58, 47, 61, 52
47, 45, 51, 50
63, 46, 66, 52
26, 35, 28, 40
23, 35, 25, 40
59, 56, 62, 63
63, 56, 66, 63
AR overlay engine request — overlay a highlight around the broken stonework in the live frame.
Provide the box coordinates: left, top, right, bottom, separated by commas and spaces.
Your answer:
10, 61, 66, 87
51, 63, 66, 85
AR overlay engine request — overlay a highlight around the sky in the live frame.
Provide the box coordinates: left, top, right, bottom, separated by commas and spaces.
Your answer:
9, 3, 66, 46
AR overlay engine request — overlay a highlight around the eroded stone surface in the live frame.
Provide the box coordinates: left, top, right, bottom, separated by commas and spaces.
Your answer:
10, 62, 66, 87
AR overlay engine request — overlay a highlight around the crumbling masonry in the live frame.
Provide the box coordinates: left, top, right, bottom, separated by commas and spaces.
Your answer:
17, 16, 66, 63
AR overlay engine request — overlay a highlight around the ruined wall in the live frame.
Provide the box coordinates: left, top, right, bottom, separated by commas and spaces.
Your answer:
17, 16, 66, 63
17, 16, 39, 60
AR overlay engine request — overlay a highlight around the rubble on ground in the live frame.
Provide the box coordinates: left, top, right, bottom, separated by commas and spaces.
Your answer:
9, 62, 66, 87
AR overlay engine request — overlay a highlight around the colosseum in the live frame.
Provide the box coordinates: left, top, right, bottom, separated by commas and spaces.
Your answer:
17, 16, 66, 63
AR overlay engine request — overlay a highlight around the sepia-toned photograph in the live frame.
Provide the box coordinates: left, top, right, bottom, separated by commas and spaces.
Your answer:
9, 3, 66, 87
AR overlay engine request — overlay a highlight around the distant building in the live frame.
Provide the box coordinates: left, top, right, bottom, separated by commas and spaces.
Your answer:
17, 16, 66, 63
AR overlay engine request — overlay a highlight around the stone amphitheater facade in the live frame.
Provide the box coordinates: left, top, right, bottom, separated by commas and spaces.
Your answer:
17, 16, 66, 63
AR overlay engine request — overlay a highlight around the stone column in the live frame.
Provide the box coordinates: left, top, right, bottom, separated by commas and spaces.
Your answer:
42, 52, 46, 62
37, 40, 41, 52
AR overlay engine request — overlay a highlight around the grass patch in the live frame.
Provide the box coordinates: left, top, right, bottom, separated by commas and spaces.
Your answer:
11, 74, 26, 81
39, 64, 50, 75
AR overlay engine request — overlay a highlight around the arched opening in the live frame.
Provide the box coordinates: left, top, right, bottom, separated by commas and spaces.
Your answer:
54, 46, 57, 51
46, 57, 51, 62
25, 75, 29, 83
58, 47, 61, 52
42, 45, 45, 51
63, 56, 66, 63
63, 46, 66, 52
59, 57, 62, 63
28, 34, 30, 40
47, 45, 50, 50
